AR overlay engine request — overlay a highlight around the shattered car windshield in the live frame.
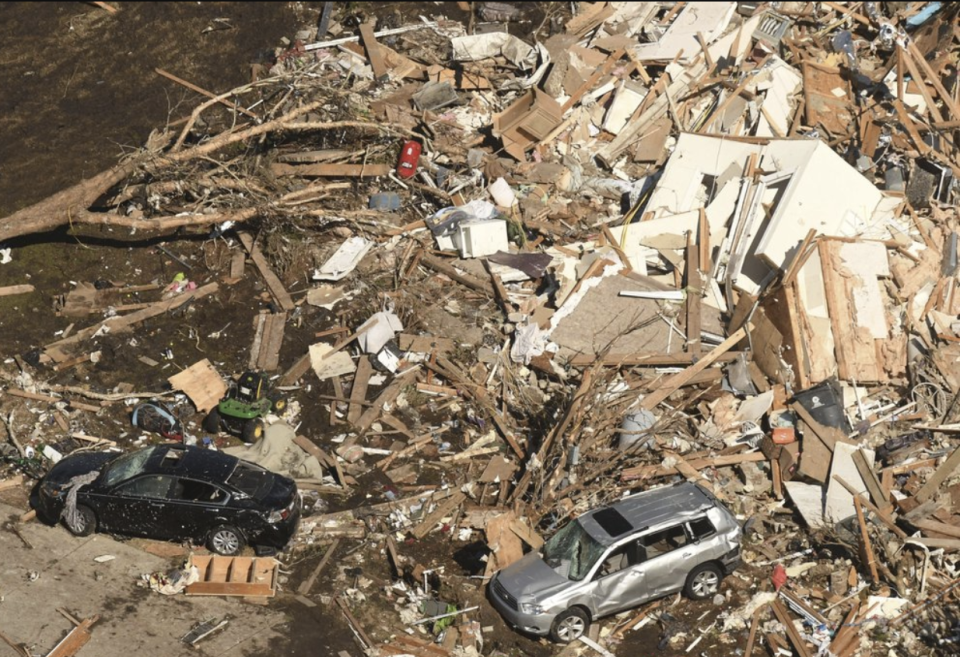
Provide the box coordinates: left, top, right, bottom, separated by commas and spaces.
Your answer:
542, 519, 606, 581
101, 446, 156, 487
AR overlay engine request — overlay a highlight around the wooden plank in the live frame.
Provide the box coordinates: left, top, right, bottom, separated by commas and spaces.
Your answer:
229, 251, 246, 280
359, 21, 388, 78
0, 285, 35, 297
771, 600, 812, 657
228, 557, 252, 583
156, 68, 257, 118
185, 582, 275, 597
354, 370, 417, 433
46, 617, 98, 657
398, 333, 455, 353
297, 538, 341, 596
257, 312, 287, 371
852, 449, 893, 516
410, 491, 466, 539
915, 446, 960, 504
420, 254, 494, 297
248, 313, 267, 371
237, 232, 295, 312
336, 596, 373, 649
567, 352, 741, 367
854, 497, 879, 582
347, 357, 374, 424
45, 282, 218, 352
271, 163, 392, 177
744, 606, 763, 657
907, 40, 960, 120
899, 46, 945, 123
621, 451, 765, 481
639, 326, 746, 410
915, 518, 960, 539
685, 230, 701, 358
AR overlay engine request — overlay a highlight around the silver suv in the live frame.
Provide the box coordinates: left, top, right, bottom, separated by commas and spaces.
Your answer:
488, 482, 742, 642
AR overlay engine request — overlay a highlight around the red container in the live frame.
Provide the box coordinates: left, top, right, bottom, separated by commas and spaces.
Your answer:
397, 140, 421, 178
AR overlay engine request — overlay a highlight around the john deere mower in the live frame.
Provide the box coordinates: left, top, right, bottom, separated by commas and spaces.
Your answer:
203, 371, 286, 443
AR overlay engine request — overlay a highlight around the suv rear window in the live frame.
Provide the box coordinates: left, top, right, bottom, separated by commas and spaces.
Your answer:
688, 517, 716, 540
592, 508, 633, 537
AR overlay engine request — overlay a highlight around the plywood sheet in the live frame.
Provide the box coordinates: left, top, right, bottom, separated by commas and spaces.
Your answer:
168, 359, 227, 413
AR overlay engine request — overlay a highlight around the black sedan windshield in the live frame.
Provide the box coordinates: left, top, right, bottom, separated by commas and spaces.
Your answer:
101, 446, 157, 487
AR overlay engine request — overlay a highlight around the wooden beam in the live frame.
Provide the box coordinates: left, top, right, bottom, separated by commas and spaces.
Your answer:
155, 68, 258, 119
639, 326, 746, 410
271, 162, 392, 177
907, 40, 960, 120
347, 356, 374, 424
358, 21, 388, 79
0, 284, 35, 297
237, 232, 295, 311
685, 230, 702, 358
297, 538, 341, 596
852, 449, 893, 516
854, 496, 879, 582
771, 600, 812, 657
899, 46, 945, 123
420, 254, 494, 297
915, 446, 960, 504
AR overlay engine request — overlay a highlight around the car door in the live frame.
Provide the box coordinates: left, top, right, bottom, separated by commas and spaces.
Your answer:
589, 540, 648, 618
162, 477, 232, 541
97, 474, 177, 538
639, 524, 694, 597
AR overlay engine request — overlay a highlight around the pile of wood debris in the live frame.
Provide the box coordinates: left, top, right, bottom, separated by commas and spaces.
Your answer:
2, 2, 960, 656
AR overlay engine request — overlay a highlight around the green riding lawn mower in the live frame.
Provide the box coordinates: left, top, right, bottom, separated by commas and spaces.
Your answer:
202, 371, 287, 443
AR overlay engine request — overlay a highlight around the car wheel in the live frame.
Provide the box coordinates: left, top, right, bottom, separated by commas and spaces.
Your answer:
203, 407, 221, 433
66, 505, 97, 537
684, 563, 723, 600
242, 419, 264, 443
208, 526, 244, 556
550, 607, 589, 644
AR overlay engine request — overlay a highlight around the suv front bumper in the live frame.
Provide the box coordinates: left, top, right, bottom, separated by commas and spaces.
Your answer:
487, 575, 555, 636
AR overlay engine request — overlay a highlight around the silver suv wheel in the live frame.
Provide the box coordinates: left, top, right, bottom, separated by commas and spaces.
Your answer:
691, 569, 720, 596
555, 614, 585, 641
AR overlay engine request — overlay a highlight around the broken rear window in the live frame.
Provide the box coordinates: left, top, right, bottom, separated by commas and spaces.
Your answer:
592, 508, 633, 537
227, 461, 271, 498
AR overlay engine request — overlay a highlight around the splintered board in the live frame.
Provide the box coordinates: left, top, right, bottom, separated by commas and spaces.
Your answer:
186, 555, 278, 597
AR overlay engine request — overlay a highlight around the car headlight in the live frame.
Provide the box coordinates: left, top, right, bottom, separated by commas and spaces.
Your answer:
41, 480, 62, 498
520, 602, 544, 615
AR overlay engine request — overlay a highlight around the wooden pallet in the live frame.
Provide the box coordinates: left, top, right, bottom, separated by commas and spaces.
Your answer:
185, 554, 278, 597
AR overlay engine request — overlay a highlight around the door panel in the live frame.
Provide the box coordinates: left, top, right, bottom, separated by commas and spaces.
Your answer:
102, 475, 176, 538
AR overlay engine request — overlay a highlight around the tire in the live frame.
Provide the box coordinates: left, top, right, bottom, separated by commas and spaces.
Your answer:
242, 418, 264, 443
203, 407, 221, 433
67, 505, 97, 537
271, 396, 287, 413
684, 562, 723, 600
550, 607, 589, 644
208, 526, 244, 556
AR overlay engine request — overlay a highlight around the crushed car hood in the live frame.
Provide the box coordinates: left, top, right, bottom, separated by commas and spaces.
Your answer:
42, 451, 118, 486
497, 551, 571, 600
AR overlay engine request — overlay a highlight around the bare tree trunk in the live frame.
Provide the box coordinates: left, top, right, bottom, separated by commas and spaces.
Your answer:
0, 95, 418, 243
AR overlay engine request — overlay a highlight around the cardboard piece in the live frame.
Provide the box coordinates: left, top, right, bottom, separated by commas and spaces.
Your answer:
168, 359, 227, 413
309, 343, 357, 380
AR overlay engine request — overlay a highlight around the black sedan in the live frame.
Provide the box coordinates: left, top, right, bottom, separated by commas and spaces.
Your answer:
33, 443, 300, 556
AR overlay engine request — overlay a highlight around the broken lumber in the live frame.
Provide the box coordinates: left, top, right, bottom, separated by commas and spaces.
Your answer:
639, 326, 747, 410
